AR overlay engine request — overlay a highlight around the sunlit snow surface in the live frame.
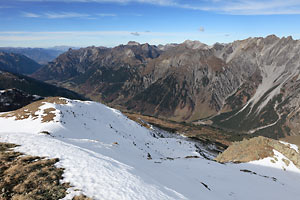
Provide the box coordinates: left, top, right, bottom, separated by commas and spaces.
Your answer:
280, 141, 299, 153
0, 98, 300, 200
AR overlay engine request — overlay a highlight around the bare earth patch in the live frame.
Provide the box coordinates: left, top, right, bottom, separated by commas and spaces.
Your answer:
0, 142, 92, 200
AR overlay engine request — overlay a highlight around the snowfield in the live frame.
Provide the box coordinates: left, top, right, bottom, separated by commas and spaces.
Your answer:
0, 98, 300, 200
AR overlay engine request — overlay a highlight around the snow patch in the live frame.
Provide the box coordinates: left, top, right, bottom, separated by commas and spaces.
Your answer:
249, 150, 299, 173
1, 99, 300, 200
280, 141, 299, 153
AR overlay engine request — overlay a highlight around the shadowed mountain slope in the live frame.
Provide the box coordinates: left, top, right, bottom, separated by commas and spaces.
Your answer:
0, 52, 41, 74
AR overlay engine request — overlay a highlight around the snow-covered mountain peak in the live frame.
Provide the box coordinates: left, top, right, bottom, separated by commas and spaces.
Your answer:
1, 98, 300, 200
0, 97, 210, 161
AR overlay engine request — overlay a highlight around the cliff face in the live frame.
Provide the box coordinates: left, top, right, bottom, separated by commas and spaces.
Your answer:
32, 36, 300, 138
210, 35, 300, 138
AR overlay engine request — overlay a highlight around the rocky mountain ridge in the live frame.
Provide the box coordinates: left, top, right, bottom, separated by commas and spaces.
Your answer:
0, 47, 64, 64
32, 35, 300, 139
0, 52, 41, 74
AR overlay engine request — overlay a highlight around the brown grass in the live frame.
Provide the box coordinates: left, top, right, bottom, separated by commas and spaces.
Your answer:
72, 194, 93, 200
0, 142, 68, 200
124, 112, 231, 149
0, 97, 67, 122
0, 142, 93, 200
42, 108, 57, 123
126, 115, 151, 129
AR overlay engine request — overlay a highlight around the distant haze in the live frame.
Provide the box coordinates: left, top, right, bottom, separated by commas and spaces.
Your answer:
1, 1, 300, 47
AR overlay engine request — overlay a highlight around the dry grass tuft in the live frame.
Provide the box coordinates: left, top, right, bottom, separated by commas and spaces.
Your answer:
72, 194, 93, 200
0, 142, 93, 200
0, 97, 67, 123
0, 142, 67, 200
124, 112, 231, 149
42, 108, 57, 123
126, 115, 151, 129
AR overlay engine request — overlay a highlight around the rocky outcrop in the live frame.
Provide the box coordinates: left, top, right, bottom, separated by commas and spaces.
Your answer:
215, 136, 300, 169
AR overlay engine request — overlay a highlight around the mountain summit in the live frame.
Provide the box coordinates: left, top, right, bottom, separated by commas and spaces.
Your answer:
32, 35, 300, 139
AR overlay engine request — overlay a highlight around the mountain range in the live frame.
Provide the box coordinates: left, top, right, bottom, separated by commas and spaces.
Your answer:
0, 51, 41, 74
32, 35, 300, 140
1, 35, 300, 199
0, 50, 84, 112
0, 47, 65, 65
0, 46, 76, 65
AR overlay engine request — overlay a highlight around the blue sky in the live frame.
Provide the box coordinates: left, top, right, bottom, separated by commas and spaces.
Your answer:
1, 0, 300, 47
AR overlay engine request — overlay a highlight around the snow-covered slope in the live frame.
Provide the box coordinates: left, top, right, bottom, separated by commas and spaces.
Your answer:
0, 97, 300, 200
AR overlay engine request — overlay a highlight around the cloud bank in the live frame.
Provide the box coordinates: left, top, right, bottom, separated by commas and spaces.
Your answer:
18, 0, 300, 15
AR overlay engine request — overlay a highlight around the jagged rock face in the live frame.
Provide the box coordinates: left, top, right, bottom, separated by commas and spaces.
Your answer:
34, 44, 160, 81
0, 88, 43, 112
0, 52, 41, 74
33, 44, 161, 104
210, 35, 300, 138
32, 36, 300, 138
215, 136, 300, 170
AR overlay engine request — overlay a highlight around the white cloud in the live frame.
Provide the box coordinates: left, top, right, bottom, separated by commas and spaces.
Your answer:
23, 12, 41, 18
0, 31, 205, 41
0, 35, 63, 41
18, 0, 300, 15
97, 13, 117, 17
45, 12, 90, 18
21, 11, 116, 19
216, 0, 300, 15
19, 0, 176, 6
131, 32, 140, 36
177, 0, 300, 15
0, 31, 277, 47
